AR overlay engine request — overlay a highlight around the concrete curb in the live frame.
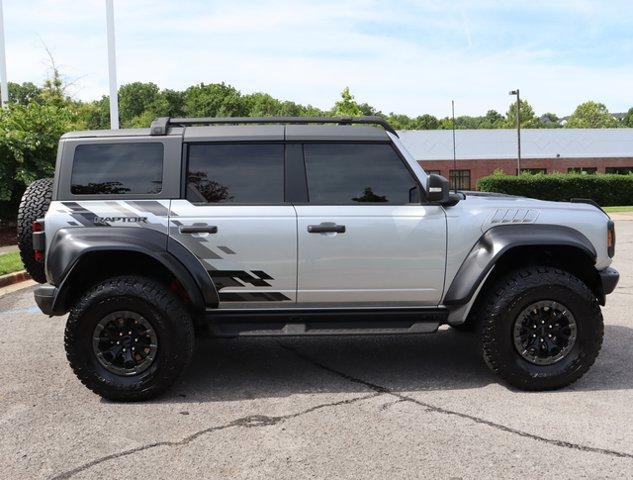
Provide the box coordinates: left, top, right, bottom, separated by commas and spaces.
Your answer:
0, 270, 31, 288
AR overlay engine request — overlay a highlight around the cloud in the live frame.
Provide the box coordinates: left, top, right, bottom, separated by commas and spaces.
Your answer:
1, 0, 632, 116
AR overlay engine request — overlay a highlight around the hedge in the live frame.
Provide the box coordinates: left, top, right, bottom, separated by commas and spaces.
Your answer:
476, 172, 633, 206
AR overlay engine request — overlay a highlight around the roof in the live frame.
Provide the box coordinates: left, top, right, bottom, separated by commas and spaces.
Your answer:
398, 128, 633, 160
63, 124, 389, 142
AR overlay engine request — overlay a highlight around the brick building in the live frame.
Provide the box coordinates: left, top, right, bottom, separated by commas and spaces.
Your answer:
398, 128, 633, 190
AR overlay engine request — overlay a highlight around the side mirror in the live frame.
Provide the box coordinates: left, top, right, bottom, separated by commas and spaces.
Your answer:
426, 174, 450, 203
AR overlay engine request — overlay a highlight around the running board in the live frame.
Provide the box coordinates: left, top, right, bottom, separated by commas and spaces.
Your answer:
203, 307, 446, 337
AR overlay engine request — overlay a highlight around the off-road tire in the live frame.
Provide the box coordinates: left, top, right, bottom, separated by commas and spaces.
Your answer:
17, 178, 53, 283
479, 266, 603, 391
65, 276, 195, 401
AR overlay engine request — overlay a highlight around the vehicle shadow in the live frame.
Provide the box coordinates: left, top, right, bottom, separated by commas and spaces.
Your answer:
162, 323, 633, 404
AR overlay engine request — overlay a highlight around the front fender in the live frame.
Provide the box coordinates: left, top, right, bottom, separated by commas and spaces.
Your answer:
443, 224, 597, 305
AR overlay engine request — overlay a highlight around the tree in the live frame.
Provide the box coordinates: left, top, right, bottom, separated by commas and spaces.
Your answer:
416, 114, 440, 130
621, 107, 633, 127
332, 87, 364, 117
539, 112, 561, 128
184, 82, 248, 117
565, 101, 619, 128
118, 82, 160, 126
505, 99, 540, 128
1, 82, 43, 105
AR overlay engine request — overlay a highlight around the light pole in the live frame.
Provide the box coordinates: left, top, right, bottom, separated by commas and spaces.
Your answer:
105, 0, 119, 129
509, 89, 521, 175
0, 0, 8, 108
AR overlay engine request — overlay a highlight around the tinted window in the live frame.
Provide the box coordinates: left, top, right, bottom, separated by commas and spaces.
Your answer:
187, 144, 284, 204
303, 143, 417, 204
71, 143, 163, 195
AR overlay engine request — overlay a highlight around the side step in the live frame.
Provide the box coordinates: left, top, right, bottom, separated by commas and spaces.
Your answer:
203, 307, 446, 337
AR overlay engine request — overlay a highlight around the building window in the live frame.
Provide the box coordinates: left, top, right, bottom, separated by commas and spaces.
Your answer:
605, 167, 633, 175
449, 170, 471, 190
517, 168, 547, 175
426, 169, 442, 176
568, 167, 597, 175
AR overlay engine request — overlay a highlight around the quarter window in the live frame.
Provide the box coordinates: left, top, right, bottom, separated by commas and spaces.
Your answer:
303, 143, 418, 204
71, 143, 163, 195
187, 144, 284, 204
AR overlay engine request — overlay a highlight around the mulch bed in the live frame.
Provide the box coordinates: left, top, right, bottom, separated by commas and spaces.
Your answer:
0, 227, 17, 247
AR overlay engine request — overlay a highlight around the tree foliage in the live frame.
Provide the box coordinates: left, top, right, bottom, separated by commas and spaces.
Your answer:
565, 101, 619, 128
0, 70, 631, 224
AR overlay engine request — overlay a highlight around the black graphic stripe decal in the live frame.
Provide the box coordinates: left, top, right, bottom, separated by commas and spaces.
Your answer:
63, 202, 108, 227
208, 269, 290, 302
219, 292, 291, 302
209, 270, 272, 287
129, 201, 170, 217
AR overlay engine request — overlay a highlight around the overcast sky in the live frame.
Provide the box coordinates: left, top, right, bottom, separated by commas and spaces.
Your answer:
3, 0, 632, 117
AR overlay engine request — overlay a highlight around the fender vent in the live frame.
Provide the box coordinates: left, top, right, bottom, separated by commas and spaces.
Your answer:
488, 208, 539, 225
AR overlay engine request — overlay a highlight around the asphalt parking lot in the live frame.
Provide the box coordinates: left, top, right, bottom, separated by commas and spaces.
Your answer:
2, 218, 633, 479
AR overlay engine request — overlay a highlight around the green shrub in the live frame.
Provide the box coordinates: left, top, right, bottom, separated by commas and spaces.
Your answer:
477, 172, 633, 206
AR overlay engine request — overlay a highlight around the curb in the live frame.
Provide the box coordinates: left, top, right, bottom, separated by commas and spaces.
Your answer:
0, 270, 31, 288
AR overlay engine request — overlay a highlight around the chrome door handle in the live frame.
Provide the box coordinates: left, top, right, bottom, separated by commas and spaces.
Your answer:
307, 224, 346, 234
179, 225, 218, 234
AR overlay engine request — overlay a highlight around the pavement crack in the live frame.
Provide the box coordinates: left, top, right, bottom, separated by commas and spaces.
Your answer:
49, 392, 380, 480
278, 343, 633, 461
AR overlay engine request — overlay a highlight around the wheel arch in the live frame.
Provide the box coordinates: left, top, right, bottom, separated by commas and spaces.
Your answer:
444, 224, 600, 310
48, 227, 218, 314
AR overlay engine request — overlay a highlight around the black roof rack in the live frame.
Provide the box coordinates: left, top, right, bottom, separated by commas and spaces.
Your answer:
149, 116, 398, 137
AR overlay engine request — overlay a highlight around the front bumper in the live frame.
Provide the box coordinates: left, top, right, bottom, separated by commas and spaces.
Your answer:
599, 267, 619, 296
34, 284, 58, 316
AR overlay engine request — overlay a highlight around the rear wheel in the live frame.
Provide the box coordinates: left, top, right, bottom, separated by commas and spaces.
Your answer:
65, 276, 195, 401
17, 178, 53, 283
479, 266, 603, 391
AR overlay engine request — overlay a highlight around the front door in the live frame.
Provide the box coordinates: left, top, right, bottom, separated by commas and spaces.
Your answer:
170, 142, 296, 307
296, 143, 446, 305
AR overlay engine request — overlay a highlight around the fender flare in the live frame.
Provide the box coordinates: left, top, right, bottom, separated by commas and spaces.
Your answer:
47, 227, 219, 313
443, 224, 597, 306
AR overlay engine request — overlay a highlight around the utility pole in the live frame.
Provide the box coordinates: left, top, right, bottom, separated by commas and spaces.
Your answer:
509, 89, 521, 174
0, 0, 8, 108
105, 0, 119, 129
451, 100, 457, 193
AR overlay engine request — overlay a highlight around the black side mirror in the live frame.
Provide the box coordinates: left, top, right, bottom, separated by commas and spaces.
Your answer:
426, 174, 450, 203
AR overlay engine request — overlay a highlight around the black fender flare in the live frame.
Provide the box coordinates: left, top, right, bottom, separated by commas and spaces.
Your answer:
47, 227, 219, 313
443, 224, 597, 305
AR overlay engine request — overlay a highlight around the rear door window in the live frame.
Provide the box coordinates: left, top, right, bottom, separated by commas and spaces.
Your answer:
71, 143, 164, 195
186, 144, 284, 204
303, 143, 419, 204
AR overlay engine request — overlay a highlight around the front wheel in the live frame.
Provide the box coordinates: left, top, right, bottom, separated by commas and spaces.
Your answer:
64, 276, 195, 401
479, 266, 603, 391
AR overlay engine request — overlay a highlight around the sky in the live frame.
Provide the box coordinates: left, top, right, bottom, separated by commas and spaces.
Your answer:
2, 0, 633, 117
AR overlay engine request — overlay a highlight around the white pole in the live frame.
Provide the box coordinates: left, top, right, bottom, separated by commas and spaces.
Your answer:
0, 0, 9, 107
105, 0, 119, 129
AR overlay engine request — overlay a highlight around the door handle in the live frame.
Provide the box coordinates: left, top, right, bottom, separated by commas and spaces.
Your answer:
179, 225, 218, 234
307, 224, 346, 234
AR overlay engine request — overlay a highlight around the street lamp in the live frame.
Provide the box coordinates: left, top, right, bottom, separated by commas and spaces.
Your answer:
509, 89, 521, 175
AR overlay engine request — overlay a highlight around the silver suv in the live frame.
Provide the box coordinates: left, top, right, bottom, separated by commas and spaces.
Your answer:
17, 116, 619, 401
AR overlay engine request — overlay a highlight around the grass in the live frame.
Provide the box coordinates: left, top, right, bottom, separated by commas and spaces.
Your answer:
604, 206, 633, 213
0, 251, 24, 276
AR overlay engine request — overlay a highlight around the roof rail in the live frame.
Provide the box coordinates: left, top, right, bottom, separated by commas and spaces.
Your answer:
149, 116, 398, 137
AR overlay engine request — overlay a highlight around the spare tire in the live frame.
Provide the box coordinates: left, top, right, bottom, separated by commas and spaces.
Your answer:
17, 178, 53, 283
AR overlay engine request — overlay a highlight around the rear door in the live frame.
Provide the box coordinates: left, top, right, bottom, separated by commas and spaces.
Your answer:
170, 140, 297, 307
295, 142, 446, 305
